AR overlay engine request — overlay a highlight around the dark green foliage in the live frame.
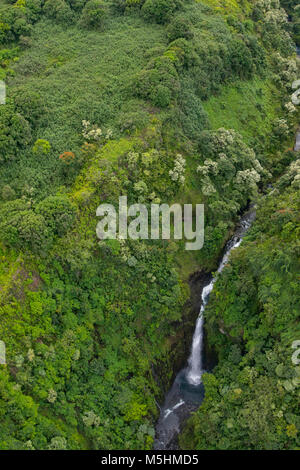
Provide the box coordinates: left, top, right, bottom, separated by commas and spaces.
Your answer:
17, 211, 50, 252
24, 0, 43, 22
43, 0, 74, 23
79, 0, 108, 28
0, 195, 76, 252
0, 200, 50, 252
277, 1, 300, 43
1, 184, 16, 201
12, 88, 46, 128
141, 0, 181, 25
0, 103, 32, 163
166, 15, 193, 42
36, 195, 76, 237
0, 0, 41, 44
111, 0, 145, 14
133, 55, 179, 107
67, 0, 87, 12
229, 38, 255, 79
177, 85, 210, 141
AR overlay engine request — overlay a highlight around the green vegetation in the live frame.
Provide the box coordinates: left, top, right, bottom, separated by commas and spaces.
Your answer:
180, 158, 300, 449
0, 0, 299, 450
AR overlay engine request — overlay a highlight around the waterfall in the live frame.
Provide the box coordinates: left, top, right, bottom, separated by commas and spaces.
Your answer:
154, 209, 256, 450
186, 285, 213, 385
186, 218, 252, 385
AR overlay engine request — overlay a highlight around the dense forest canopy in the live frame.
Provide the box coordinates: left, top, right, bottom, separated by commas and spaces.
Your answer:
0, 0, 299, 450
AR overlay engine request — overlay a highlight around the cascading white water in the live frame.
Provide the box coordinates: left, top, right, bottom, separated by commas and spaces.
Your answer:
154, 210, 256, 449
186, 229, 249, 385
186, 285, 213, 385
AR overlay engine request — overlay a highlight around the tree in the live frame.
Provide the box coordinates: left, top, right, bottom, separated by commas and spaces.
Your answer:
43, 0, 74, 23
36, 195, 76, 237
0, 104, 31, 163
141, 0, 180, 24
166, 15, 193, 42
79, 0, 108, 28
12, 88, 46, 127
0, 200, 50, 252
33, 139, 51, 155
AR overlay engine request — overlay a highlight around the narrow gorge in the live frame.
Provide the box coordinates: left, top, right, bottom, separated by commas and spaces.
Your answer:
154, 208, 256, 449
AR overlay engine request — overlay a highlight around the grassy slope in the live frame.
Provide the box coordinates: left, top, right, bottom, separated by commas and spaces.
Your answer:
1, 15, 166, 199
203, 78, 278, 145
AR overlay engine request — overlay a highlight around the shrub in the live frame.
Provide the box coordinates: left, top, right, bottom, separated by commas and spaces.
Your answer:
12, 88, 46, 127
18, 211, 50, 252
66, 0, 87, 12
165, 38, 195, 68
0, 104, 32, 163
0, 200, 49, 252
166, 15, 193, 42
33, 139, 51, 155
24, 0, 43, 22
141, 0, 180, 24
177, 86, 210, 140
48, 437, 67, 450
0, 195, 76, 251
229, 39, 255, 79
0, 21, 11, 44
133, 55, 179, 107
118, 109, 149, 134
150, 84, 171, 107
79, 0, 108, 29
1, 185, 16, 201
0, 1, 42, 44
0, 0, 43, 45
13, 17, 33, 37
36, 195, 77, 237
112, 0, 145, 13
43, 0, 74, 23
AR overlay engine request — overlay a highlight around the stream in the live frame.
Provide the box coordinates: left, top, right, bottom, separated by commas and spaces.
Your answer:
154, 208, 256, 450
